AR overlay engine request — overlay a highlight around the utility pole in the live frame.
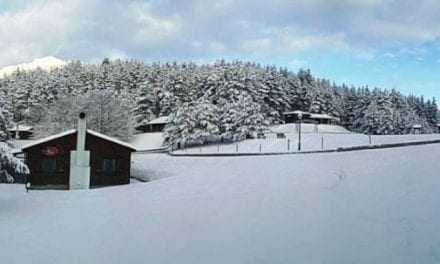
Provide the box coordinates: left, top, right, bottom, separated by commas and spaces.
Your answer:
298, 112, 303, 151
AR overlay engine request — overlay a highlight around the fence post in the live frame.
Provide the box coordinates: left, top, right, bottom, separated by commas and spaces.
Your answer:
287, 139, 290, 152
236, 143, 238, 153
259, 144, 262, 153
217, 144, 220, 153
369, 135, 372, 145
321, 136, 324, 150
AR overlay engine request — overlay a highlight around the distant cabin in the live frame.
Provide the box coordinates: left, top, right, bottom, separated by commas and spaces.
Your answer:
137, 116, 169, 133
283, 111, 340, 125
437, 124, 440, 133
22, 115, 136, 190
8, 124, 34, 139
412, 124, 422, 135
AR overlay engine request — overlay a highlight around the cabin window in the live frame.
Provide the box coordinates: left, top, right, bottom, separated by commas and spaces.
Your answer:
41, 159, 57, 174
102, 159, 117, 176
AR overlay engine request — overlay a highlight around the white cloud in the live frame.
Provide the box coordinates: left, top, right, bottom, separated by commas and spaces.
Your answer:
0, 0, 440, 66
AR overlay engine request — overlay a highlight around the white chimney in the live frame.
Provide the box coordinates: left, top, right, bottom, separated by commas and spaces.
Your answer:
69, 112, 90, 189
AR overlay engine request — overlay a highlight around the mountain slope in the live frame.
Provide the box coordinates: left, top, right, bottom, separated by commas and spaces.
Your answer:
0, 56, 66, 77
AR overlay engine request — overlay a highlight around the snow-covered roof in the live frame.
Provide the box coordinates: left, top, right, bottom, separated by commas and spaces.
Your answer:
147, 116, 169, 125
22, 129, 136, 151
22, 129, 76, 150
8, 125, 33, 132
412, 125, 422, 128
310, 113, 339, 120
283, 110, 309, 115
87, 130, 136, 150
283, 111, 339, 120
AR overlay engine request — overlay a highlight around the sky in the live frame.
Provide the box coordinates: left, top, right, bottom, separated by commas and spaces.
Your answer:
0, 0, 439, 98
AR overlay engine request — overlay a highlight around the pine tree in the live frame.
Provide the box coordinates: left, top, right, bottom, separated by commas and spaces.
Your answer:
0, 105, 29, 183
133, 81, 156, 132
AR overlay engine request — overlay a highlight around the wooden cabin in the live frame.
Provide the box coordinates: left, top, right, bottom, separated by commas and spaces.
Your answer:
8, 124, 34, 139
136, 116, 169, 133
22, 114, 136, 190
412, 124, 422, 135
283, 111, 340, 125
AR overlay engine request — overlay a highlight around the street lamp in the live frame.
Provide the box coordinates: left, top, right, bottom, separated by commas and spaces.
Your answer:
298, 112, 303, 151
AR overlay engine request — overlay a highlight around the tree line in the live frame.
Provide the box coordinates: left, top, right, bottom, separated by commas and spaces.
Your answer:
0, 59, 437, 147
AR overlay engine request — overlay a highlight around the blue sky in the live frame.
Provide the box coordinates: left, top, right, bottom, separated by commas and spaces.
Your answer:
0, 0, 439, 98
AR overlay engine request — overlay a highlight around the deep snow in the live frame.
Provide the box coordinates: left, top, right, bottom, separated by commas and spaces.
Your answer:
130, 132, 166, 151
2, 144, 440, 263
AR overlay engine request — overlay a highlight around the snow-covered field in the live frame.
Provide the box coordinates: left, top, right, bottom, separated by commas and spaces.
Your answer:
130, 132, 166, 151
2, 144, 440, 263
175, 124, 440, 154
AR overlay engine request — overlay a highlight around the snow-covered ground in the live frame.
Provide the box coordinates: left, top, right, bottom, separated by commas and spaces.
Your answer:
2, 144, 440, 263
130, 132, 166, 151
175, 124, 440, 154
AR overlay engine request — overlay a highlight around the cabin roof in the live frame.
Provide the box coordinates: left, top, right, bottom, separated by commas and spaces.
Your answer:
147, 116, 169, 125
8, 124, 33, 132
310, 113, 339, 120
412, 125, 422, 129
283, 110, 309, 115
283, 111, 339, 120
22, 129, 136, 151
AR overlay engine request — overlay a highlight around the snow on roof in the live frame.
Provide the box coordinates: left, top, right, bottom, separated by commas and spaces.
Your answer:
283, 111, 339, 120
412, 125, 422, 128
22, 129, 76, 150
310, 113, 339, 120
22, 129, 136, 151
283, 110, 309, 115
87, 130, 136, 150
8, 125, 33, 132
147, 116, 169, 125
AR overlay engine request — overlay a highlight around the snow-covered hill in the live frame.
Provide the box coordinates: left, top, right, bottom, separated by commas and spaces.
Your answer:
2, 144, 440, 263
0, 56, 67, 77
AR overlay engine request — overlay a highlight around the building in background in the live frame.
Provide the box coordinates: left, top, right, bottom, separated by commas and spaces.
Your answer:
137, 116, 169, 133
8, 124, 34, 139
283, 111, 340, 125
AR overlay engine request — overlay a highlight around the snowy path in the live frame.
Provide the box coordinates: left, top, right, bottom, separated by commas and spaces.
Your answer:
2, 145, 440, 263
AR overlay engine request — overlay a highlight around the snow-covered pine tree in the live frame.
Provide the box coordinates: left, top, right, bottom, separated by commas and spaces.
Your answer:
164, 99, 220, 147
133, 80, 156, 132
219, 91, 266, 141
0, 105, 29, 183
